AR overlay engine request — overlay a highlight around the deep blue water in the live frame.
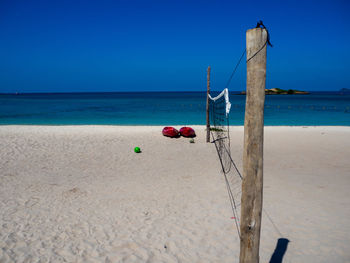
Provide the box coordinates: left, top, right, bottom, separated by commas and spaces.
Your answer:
0, 92, 349, 125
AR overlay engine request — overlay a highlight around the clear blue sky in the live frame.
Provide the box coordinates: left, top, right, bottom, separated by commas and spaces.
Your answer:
1, 0, 349, 93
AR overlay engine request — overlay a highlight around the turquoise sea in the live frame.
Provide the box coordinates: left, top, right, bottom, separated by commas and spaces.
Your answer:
0, 92, 349, 125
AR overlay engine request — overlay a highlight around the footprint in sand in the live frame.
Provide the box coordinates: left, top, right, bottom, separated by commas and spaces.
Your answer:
62, 187, 86, 200
25, 197, 40, 208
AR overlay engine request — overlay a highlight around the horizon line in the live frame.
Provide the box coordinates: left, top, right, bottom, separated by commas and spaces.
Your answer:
0, 90, 344, 95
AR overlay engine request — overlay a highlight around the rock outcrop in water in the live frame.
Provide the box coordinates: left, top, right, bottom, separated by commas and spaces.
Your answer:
240, 88, 309, 95
339, 88, 350, 94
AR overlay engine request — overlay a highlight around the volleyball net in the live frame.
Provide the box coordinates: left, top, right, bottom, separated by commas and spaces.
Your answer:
208, 88, 243, 236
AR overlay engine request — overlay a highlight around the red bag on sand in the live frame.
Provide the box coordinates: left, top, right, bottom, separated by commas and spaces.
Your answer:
162, 127, 179, 138
179, 127, 196, 137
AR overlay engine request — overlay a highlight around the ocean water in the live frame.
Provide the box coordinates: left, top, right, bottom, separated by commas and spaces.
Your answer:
0, 92, 349, 125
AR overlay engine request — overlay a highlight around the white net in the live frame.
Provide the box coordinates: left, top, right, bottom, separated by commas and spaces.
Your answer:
208, 88, 242, 236
208, 88, 231, 117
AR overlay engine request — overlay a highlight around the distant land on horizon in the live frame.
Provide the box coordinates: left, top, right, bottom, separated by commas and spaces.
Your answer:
0, 90, 348, 95
0, 90, 346, 95
339, 88, 350, 94
240, 88, 310, 95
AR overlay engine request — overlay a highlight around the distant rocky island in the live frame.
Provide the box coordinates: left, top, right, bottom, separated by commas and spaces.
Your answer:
339, 88, 350, 94
240, 88, 310, 95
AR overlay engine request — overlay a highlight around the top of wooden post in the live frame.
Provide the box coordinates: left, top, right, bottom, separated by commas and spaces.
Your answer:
246, 27, 268, 64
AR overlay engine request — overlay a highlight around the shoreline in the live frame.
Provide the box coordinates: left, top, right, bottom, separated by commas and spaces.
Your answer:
1, 125, 350, 132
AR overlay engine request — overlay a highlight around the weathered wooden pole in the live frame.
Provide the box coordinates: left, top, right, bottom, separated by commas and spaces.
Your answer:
240, 27, 267, 263
206, 66, 211, 143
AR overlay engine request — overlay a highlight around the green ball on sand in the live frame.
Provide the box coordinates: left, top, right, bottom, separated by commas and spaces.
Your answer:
134, 147, 141, 153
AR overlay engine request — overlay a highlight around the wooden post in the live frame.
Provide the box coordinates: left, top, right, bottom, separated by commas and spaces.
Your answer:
206, 66, 211, 143
240, 27, 267, 263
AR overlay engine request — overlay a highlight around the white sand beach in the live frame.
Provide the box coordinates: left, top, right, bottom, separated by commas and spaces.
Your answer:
0, 126, 350, 263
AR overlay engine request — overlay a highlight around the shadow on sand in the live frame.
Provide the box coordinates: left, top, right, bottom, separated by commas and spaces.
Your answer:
269, 238, 290, 263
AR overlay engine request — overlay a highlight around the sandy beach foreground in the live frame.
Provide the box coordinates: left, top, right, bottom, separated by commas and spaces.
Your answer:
0, 126, 350, 263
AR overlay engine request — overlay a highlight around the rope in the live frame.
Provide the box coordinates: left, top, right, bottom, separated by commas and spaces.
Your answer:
224, 21, 272, 89
256, 20, 273, 47
224, 49, 246, 90
246, 20, 273, 63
